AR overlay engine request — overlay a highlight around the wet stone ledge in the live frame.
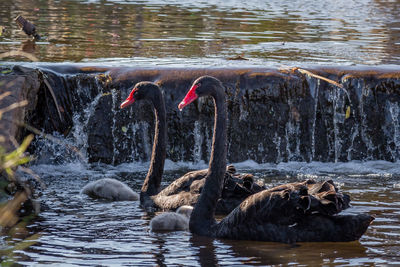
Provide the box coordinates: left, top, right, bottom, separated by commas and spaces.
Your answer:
1, 64, 400, 164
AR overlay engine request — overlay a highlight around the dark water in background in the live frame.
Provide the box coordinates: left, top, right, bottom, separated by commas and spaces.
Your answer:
0, 0, 400, 65
1, 0, 400, 265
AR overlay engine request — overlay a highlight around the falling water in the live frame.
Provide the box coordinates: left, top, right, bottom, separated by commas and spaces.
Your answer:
332, 83, 346, 162
359, 81, 375, 160
111, 89, 119, 165
26, 66, 400, 165
307, 75, 320, 160
272, 132, 282, 163
32, 74, 106, 164
192, 121, 203, 163
386, 101, 400, 160
71, 93, 103, 161
285, 115, 301, 161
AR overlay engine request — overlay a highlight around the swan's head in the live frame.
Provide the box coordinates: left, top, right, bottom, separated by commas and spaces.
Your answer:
120, 81, 160, 109
178, 76, 222, 110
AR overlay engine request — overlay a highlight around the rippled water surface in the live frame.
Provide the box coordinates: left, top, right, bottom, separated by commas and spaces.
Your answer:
1, 161, 399, 266
0, 0, 400, 65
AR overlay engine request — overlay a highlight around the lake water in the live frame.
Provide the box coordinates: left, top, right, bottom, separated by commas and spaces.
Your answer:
0, 0, 400, 66
0, 160, 398, 265
1, 0, 400, 265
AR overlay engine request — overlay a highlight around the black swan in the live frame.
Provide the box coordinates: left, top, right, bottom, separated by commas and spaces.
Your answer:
150, 205, 193, 231
178, 76, 374, 242
120, 81, 264, 213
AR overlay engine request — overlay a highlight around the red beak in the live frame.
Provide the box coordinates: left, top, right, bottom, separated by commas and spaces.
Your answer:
120, 88, 136, 109
178, 84, 199, 110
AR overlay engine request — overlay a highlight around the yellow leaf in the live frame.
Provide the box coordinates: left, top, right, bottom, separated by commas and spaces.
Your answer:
345, 106, 351, 119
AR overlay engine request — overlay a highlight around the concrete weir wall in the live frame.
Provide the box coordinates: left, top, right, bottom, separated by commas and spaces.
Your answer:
1, 64, 400, 164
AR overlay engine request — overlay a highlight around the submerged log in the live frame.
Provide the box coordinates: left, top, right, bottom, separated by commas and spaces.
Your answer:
1, 64, 400, 164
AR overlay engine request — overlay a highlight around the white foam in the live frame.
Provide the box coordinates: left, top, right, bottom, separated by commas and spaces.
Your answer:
163, 159, 208, 171
30, 162, 90, 176
231, 159, 275, 170
29, 159, 400, 177
112, 161, 151, 173
109, 159, 208, 174
231, 160, 400, 176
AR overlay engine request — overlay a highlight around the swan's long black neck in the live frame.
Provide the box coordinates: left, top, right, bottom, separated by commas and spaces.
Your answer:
140, 92, 167, 207
189, 85, 227, 236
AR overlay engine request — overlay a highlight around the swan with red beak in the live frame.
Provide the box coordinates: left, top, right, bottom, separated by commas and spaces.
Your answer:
178, 83, 200, 110
178, 75, 373, 243
120, 88, 137, 109
118, 80, 265, 213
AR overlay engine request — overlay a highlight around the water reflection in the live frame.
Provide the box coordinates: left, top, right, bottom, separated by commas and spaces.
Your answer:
224, 240, 368, 266
190, 236, 219, 267
190, 234, 369, 266
21, 40, 36, 54
0, 0, 399, 64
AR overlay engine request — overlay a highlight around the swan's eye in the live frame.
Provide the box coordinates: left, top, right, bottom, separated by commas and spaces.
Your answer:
132, 88, 140, 98
196, 83, 201, 87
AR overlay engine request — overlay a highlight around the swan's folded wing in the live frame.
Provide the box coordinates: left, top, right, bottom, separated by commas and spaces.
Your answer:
305, 179, 351, 215
153, 191, 200, 211
265, 179, 350, 216
215, 189, 306, 239
157, 166, 265, 214
214, 187, 373, 243
157, 169, 208, 196
217, 173, 266, 214
158, 165, 238, 197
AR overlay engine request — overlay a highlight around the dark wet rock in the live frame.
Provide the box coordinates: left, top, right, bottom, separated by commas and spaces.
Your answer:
0, 66, 40, 151
1, 64, 400, 164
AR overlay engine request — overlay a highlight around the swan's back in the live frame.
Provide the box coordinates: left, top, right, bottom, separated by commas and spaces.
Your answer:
153, 168, 265, 214
81, 178, 139, 201
214, 180, 373, 243
157, 169, 209, 197
217, 173, 265, 214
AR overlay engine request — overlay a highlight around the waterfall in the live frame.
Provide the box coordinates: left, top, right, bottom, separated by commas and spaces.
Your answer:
192, 121, 202, 163
25, 65, 400, 165
71, 93, 103, 160
32, 74, 105, 164
386, 101, 400, 160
